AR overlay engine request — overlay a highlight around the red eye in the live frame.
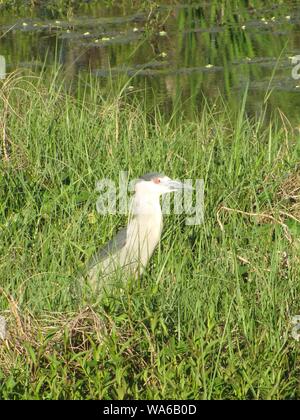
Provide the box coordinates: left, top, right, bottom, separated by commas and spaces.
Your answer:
153, 178, 160, 184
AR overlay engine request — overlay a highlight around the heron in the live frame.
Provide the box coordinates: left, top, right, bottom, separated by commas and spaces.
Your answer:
82, 173, 192, 292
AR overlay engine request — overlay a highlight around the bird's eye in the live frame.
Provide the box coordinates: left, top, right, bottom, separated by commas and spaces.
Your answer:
153, 178, 161, 184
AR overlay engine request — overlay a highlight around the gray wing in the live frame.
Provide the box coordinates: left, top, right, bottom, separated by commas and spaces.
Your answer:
87, 227, 127, 271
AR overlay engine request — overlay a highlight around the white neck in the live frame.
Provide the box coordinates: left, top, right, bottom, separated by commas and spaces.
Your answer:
130, 190, 162, 219
125, 191, 163, 267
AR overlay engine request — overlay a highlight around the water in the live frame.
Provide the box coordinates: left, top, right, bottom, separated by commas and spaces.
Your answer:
1, 0, 300, 122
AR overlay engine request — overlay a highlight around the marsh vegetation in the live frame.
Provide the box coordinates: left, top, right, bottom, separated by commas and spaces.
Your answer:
0, 0, 299, 399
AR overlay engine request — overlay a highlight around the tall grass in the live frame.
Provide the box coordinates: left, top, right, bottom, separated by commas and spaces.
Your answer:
0, 71, 299, 399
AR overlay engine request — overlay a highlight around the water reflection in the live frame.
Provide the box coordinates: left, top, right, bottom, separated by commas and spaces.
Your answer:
1, 1, 300, 121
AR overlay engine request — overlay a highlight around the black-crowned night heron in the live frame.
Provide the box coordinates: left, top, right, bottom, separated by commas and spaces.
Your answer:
83, 173, 192, 291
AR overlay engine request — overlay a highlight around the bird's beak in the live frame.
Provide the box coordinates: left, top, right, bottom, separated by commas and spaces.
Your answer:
165, 179, 194, 191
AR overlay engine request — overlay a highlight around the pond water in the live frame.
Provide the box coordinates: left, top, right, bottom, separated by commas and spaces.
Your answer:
1, 0, 300, 122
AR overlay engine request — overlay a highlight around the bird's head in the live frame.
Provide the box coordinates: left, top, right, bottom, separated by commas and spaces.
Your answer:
135, 172, 193, 196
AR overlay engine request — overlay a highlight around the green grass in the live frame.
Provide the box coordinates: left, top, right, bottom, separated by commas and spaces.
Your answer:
0, 71, 299, 400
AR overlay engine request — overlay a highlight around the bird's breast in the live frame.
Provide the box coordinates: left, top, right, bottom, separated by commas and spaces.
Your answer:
125, 211, 163, 267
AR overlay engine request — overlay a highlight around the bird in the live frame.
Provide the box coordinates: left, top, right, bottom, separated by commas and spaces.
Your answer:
82, 173, 192, 292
